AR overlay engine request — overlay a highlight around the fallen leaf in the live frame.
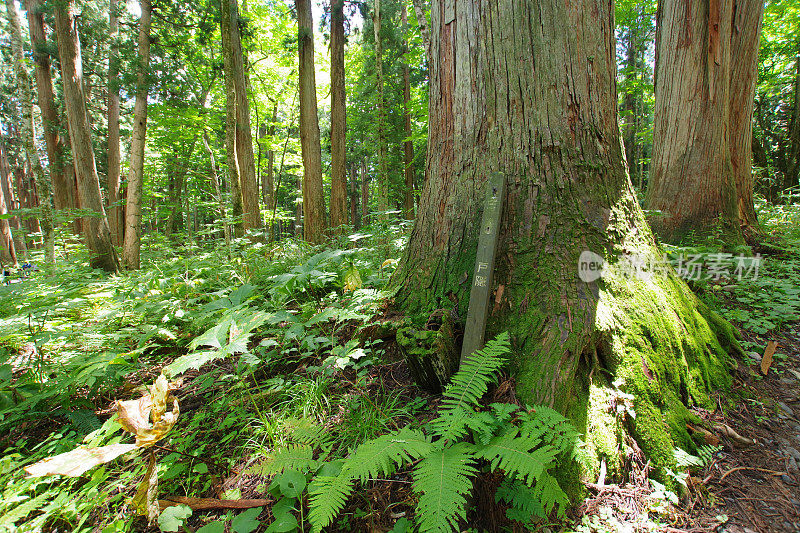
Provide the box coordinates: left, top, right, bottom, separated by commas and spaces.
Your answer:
761, 341, 778, 375
24, 443, 137, 477
133, 453, 159, 521
117, 396, 153, 435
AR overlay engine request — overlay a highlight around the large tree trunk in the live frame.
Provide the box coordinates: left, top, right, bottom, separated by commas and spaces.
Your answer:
54, 1, 118, 272
221, 0, 243, 237
5, 0, 54, 263
25, 0, 75, 234
296, 0, 326, 243
122, 0, 151, 270
729, 0, 764, 236
401, 2, 415, 220
647, 0, 741, 244
393, 0, 740, 481
222, 0, 260, 234
106, 0, 123, 246
372, 0, 389, 217
329, 0, 348, 231
0, 136, 25, 257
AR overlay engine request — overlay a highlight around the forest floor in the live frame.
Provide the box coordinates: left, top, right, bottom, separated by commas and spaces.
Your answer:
1, 205, 799, 533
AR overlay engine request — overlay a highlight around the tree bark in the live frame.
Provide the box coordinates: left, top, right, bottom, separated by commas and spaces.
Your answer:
0, 134, 26, 256
728, 0, 764, 236
349, 164, 360, 229
222, 0, 260, 234
787, 41, 800, 190
202, 131, 230, 246
372, 0, 389, 217
401, 2, 415, 220
393, 0, 740, 479
5, 0, 54, 263
0, 141, 16, 265
329, 0, 348, 231
122, 0, 151, 270
220, 0, 243, 237
54, 1, 118, 272
647, 0, 741, 244
264, 104, 277, 214
106, 0, 123, 246
360, 157, 369, 223
296, 0, 326, 243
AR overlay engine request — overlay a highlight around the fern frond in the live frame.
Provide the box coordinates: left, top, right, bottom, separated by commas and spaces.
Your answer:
284, 418, 331, 448
247, 444, 317, 476
475, 427, 557, 485
495, 477, 544, 524
531, 471, 569, 517
308, 473, 354, 533
439, 332, 510, 415
413, 443, 478, 533
518, 405, 581, 458
307, 427, 431, 532
429, 406, 472, 443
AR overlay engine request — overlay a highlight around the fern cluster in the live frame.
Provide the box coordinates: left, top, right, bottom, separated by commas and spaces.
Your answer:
303, 332, 582, 532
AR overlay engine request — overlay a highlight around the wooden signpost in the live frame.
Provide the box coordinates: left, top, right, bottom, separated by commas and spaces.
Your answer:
460, 172, 505, 365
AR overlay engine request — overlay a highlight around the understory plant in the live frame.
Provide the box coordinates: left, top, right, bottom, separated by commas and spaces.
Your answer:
255, 333, 583, 532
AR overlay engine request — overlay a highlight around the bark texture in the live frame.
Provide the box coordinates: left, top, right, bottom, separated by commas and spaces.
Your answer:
393, 0, 740, 486
329, 0, 348, 231
106, 0, 123, 246
0, 143, 16, 265
729, 0, 764, 235
401, 2, 415, 220
296, 0, 326, 243
372, 0, 389, 217
223, 0, 260, 234
54, 1, 118, 271
221, 8, 244, 238
6, 0, 54, 263
647, 0, 740, 244
122, 0, 151, 270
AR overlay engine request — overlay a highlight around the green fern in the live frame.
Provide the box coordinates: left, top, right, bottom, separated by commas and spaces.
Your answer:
248, 444, 317, 476
475, 427, 558, 486
413, 443, 478, 533
440, 332, 509, 413
307, 427, 431, 532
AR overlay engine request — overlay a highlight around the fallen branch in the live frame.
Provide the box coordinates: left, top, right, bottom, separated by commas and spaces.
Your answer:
159, 496, 272, 511
718, 466, 786, 483
712, 423, 756, 446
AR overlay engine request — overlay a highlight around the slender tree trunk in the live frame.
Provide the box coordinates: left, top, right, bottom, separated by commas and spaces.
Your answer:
330, 0, 348, 231
122, 0, 151, 270
106, 0, 123, 246
202, 131, 230, 246
401, 2, 415, 220
296, 0, 326, 243
372, 0, 389, 217
410, 0, 431, 65
360, 157, 369, 223
620, 29, 639, 186
0, 141, 16, 265
5, 0, 54, 263
393, 0, 740, 478
225, 0, 260, 234
54, 0, 118, 272
264, 104, 277, 215
1, 135, 27, 256
220, 0, 243, 237
294, 175, 303, 237
647, 0, 741, 244
349, 164, 360, 229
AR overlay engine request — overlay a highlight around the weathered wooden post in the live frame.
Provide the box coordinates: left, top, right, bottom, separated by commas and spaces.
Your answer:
460, 172, 505, 364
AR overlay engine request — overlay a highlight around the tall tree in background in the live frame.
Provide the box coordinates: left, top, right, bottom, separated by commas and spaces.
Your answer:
54, 0, 119, 272
106, 0, 123, 246
329, 0, 348, 231
393, 0, 739, 473
372, 0, 389, 217
25, 0, 77, 234
647, 0, 740, 243
221, 0, 260, 234
263, 103, 277, 213
122, 0, 152, 270
729, 0, 765, 235
787, 41, 800, 190
0, 152, 15, 265
295, 0, 326, 243
5, 0, 54, 263
221, 4, 244, 238
400, 2, 415, 219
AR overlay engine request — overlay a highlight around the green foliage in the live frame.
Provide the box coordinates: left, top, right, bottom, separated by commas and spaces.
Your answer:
306, 333, 580, 533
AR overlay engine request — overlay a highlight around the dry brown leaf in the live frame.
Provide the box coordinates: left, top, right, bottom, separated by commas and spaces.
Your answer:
135, 397, 180, 447
117, 396, 153, 435
761, 341, 778, 375
133, 453, 159, 521
24, 443, 138, 478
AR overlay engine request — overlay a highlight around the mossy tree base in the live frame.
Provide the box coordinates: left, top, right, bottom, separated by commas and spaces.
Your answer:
389, 0, 744, 497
